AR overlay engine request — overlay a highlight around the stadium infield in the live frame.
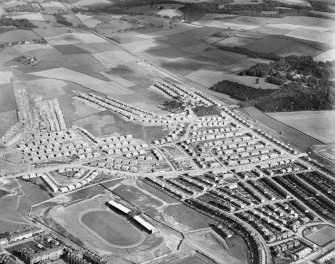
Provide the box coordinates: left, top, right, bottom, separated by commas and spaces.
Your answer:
79, 209, 144, 247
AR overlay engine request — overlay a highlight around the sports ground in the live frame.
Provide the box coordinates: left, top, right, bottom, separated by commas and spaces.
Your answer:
80, 209, 144, 247
304, 225, 335, 247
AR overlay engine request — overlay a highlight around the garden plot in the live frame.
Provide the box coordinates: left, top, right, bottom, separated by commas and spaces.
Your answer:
30, 67, 133, 95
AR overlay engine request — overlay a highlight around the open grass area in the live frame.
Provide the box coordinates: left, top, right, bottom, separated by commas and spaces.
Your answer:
73, 111, 169, 140
137, 181, 179, 204
80, 210, 143, 246
0, 84, 15, 113
242, 107, 323, 149
304, 225, 335, 246
113, 184, 163, 211
163, 204, 214, 231
0, 29, 40, 44
187, 230, 248, 264
268, 110, 335, 144
162, 252, 216, 264
30, 67, 132, 95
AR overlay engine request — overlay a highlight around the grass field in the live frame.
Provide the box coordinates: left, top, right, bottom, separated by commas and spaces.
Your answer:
163, 204, 214, 232
46, 32, 107, 46
137, 181, 179, 204
80, 209, 143, 246
0, 30, 40, 44
268, 110, 335, 144
77, 14, 102, 28
73, 111, 169, 140
0, 84, 15, 112
242, 107, 323, 149
30, 67, 132, 95
314, 49, 335, 62
162, 253, 216, 264
11, 13, 45, 21
113, 184, 163, 210
304, 225, 335, 246
187, 230, 248, 264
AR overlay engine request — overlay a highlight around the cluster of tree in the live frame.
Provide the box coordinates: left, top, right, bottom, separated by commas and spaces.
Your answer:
240, 55, 334, 86
71, 0, 334, 20
161, 99, 185, 113
5, 3, 42, 13
210, 80, 275, 101
193, 105, 220, 116
0, 17, 36, 29
53, 13, 73, 26
219, 46, 280, 61
179, 0, 334, 20
255, 82, 335, 112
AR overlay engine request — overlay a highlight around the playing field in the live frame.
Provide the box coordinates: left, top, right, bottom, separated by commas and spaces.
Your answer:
268, 110, 335, 144
162, 253, 216, 264
242, 107, 323, 149
187, 230, 248, 264
304, 225, 335, 247
80, 210, 143, 247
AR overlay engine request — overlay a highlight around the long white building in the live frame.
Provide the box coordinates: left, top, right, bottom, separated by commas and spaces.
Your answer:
107, 200, 131, 214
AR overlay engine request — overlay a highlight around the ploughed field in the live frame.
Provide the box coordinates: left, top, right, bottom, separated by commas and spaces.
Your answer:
80, 210, 142, 247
